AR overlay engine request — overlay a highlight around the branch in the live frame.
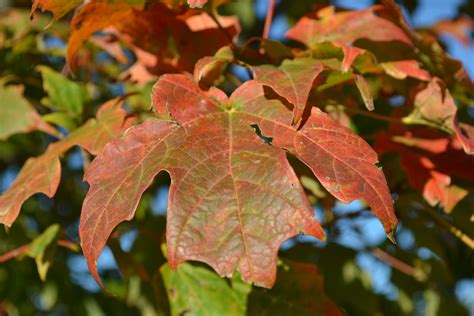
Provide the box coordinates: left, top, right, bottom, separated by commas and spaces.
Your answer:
371, 247, 427, 281
0, 244, 30, 263
421, 206, 474, 249
0, 239, 79, 263
209, 12, 234, 46
262, 0, 276, 39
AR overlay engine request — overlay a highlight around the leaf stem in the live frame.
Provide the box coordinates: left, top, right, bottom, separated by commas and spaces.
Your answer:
262, 0, 275, 40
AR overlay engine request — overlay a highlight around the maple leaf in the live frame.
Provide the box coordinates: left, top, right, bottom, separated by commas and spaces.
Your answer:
30, 0, 82, 26
118, 9, 238, 79
67, 2, 143, 67
354, 74, 374, 111
248, 260, 343, 315
380, 60, 431, 81
66, 2, 238, 77
185, 0, 231, 9
194, 46, 234, 87
404, 78, 474, 155
253, 58, 324, 124
0, 99, 129, 227
188, 0, 208, 8
89, 34, 129, 64
37, 65, 86, 118
376, 128, 473, 212
0, 83, 58, 140
453, 123, 474, 155
286, 5, 412, 71
381, 0, 474, 88
80, 74, 396, 288
161, 262, 249, 315
26, 224, 60, 281
433, 16, 474, 47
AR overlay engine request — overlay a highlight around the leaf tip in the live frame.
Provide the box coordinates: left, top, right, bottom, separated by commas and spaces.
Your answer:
386, 230, 397, 245
320, 233, 327, 242
88, 260, 105, 288
291, 114, 301, 127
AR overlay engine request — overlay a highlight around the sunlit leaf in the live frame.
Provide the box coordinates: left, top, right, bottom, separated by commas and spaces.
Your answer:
0, 84, 58, 140
67, 1, 145, 66
0, 99, 129, 227
404, 78, 474, 154
286, 5, 412, 70
187, 0, 208, 8
26, 224, 60, 281
31, 0, 83, 26
380, 60, 431, 81
376, 128, 472, 212
80, 74, 395, 288
354, 74, 374, 111
37, 66, 86, 120
253, 58, 324, 124
194, 46, 234, 87
161, 262, 250, 316
433, 16, 474, 46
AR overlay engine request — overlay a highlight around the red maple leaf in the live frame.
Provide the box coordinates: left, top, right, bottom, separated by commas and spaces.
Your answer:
80, 74, 396, 288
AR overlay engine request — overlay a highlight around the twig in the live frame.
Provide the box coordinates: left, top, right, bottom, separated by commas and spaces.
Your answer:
421, 206, 474, 249
262, 0, 276, 40
0, 239, 79, 263
57, 239, 80, 252
372, 248, 420, 279
209, 12, 235, 46
0, 244, 30, 263
208, 11, 254, 79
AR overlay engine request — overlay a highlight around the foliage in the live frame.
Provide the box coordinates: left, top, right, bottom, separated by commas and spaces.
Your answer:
0, 0, 473, 315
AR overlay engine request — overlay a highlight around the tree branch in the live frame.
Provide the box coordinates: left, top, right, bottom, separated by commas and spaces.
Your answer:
371, 247, 427, 281
421, 206, 474, 249
262, 0, 276, 40
0, 239, 79, 263
209, 12, 234, 46
0, 244, 30, 263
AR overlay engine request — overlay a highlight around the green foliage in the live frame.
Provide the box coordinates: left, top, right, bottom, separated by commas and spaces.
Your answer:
161, 263, 250, 316
37, 65, 87, 129
26, 224, 60, 281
